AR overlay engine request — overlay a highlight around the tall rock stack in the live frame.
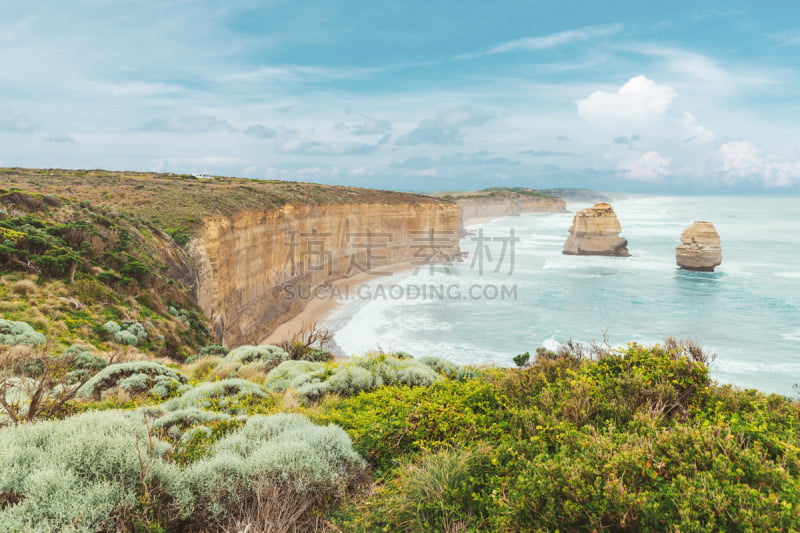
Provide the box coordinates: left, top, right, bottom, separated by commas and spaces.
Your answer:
676, 221, 722, 272
562, 203, 630, 256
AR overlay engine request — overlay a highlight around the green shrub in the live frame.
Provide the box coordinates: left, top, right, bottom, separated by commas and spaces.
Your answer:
162, 378, 271, 414
349, 446, 495, 532
0, 410, 366, 532
488, 419, 800, 531
114, 330, 138, 345
263, 360, 327, 392
33, 247, 80, 277
123, 321, 148, 343
0, 410, 175, 532
102, 320, 121, 334
63, 345, 107, 382
116, 372, 187, 399
224, 344, 289, 365
264, 353, 462, 403
512, 351, 531, 367
185, 344, 228, 364
0, 319, 46, 346
78, 361, 188, 399
320, 379, 511, 474
152, 407, 234, 439
170, 413, 367, 521
119, 260, 152, 282
327, 365, 373, 395
332, 343, 800, 532
349, 352, 440, 388
102, 320, 147, 346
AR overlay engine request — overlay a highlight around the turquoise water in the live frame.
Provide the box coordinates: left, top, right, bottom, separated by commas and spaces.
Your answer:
328, 195, 800, 395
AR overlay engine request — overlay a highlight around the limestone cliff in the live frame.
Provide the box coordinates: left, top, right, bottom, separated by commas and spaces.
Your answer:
189, 201, 460, 347
457, 196, 566, 227
676, 221, 722, 272
562, 203, 630, 256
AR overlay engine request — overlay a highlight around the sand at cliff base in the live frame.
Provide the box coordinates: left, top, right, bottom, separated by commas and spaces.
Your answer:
262, 261, 416, 345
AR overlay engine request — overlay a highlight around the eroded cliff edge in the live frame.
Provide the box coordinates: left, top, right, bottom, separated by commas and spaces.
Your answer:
190, 201, 460, 347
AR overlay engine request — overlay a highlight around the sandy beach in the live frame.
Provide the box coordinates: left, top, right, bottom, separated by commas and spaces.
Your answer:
262, 260, 417, 345
262, 215, 512, 347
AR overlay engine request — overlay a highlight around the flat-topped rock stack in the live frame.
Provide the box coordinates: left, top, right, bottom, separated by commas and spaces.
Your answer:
676, 221, 722, 272
562, 202, 630, 257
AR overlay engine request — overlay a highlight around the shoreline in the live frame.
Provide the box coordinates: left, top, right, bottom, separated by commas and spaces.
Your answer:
261, 260, 417, 346
262, 213, 525, 349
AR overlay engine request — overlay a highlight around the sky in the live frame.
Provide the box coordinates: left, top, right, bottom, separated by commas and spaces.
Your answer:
1, 1, 800, 193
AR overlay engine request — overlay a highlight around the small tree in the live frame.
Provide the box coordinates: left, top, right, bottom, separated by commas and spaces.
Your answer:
278, 321, 334, 361
0, 344, 106, 425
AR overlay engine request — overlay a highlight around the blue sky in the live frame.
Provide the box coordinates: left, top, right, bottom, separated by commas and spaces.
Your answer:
1, 1, 800, 193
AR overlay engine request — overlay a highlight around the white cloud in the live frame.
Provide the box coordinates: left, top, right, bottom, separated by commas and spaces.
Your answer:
0, 110, 37, 133
717, 141, 763, 178
624, 45, 779, 87
764, 162, 800, 187
297, 167, 323, 177
681, 112, 715, 143
459, 23, 622, 59
150, 156, 243, 173
244, 124, 278, 139
420, 168, 439, 177
717, 141, 800, 186
335, 115, 392, 135
617, 151, 671, 181
224, 64, 381, 85
350, 166, 373, 176
577, 75, 677, 127
44, 133, 75, 144
141, 114, 235, 134
578, 76, 716, 184
276, 139, 376, 155
392, 151, 521, 168
88, 81, 183, 97
396, 107, 491, 146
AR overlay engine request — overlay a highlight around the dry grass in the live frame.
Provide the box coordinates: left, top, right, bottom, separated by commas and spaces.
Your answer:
220, 480, 335, 533
279, 390, 301, 412
112, 347, 150, 363
236, 364, 270, 383
10, 278, 37, 297
183, 356, 225, 380
0, 345, 34, 368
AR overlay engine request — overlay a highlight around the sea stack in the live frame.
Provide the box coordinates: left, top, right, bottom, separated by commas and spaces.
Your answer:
562, 202, 630, 256
676, 221, 722, 272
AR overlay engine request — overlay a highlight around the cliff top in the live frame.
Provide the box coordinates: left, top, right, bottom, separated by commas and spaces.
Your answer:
434, 187, 556, 201
0, 167, 450, 235
576, 202, 616, 216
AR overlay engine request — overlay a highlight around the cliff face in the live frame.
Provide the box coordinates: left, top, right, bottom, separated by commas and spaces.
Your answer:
563, 202, 630, 257
189, 201, 460, 347
457, 197, 566, 226
676, 221, 722, 272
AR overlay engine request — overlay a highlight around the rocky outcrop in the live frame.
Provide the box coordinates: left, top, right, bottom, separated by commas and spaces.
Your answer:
189, 201, 460, 347
676, 221, 722, 272
562, 203, 630, 256
457, 196, 566, 227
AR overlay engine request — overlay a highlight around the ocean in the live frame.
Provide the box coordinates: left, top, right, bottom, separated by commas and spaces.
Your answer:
326, 195, 800, 396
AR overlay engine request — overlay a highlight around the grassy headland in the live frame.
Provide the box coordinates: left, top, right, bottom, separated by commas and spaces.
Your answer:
434, 186, 557, 201
0, 167, 448, 240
